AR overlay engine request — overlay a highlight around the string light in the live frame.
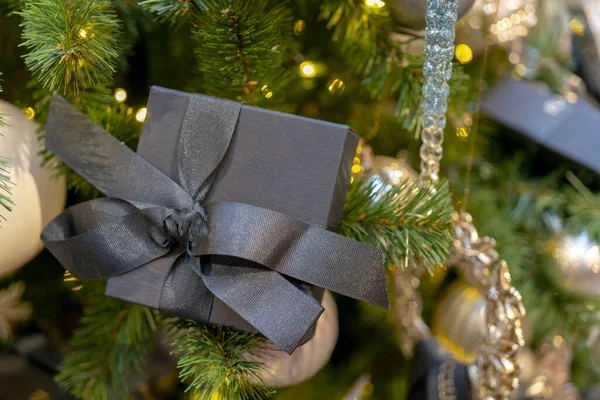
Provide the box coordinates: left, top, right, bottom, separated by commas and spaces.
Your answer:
114, 88, 127, 103
364, 0, 385, 8
135, 107, 147, 122
455, 44, 473, 64
299, 61, 316, 78
23, 107, 35, 120
261, 84, 273, 99
327, 78, 345, 94
127, 107, 133, 115
79, 29, 88, 39
294, 20, 305, 35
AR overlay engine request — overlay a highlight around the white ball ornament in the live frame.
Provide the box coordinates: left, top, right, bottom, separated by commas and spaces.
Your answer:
252, 290, 339, 388
0, 100, 66, 278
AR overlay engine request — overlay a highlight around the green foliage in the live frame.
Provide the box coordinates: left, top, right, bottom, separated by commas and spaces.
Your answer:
139, 0, 207, 24
56, 285, 157, 400
19, 0, 121, 93
460, 161, 600, 350
171, 320, 273, 400
342, 179, 454, 271
191, 0, 293, 104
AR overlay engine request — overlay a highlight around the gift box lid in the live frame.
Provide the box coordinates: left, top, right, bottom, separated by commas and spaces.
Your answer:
136, 86, 359, 227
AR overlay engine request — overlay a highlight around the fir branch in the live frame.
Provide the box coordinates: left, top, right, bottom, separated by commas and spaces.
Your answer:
192, 0, 293, 105
170, 320, 273, 400
139, 0, 207, 24
56, 285, 157, 400
18, 0, 122, 94
342, 179, 454, 271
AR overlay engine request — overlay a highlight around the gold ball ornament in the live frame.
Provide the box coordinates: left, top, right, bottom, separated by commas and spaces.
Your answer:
0, 100, 66, 278
432, 280, 486, 363
389, 0, 476, 31
251, 290, 339, 388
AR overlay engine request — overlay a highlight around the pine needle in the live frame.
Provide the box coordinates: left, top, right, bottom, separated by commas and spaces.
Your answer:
19, 0, 121, 94
342, 178, 454, 271
170, 320, 273, 400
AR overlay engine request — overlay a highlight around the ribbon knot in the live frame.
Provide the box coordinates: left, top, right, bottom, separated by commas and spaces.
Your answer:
165, 202, 208, 247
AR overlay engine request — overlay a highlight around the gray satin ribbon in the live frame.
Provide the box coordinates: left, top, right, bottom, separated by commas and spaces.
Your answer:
41, 93, 388, 353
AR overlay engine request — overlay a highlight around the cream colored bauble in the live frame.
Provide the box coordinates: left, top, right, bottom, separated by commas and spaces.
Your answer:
252, 290, 338, 388
0, 100, 66, 277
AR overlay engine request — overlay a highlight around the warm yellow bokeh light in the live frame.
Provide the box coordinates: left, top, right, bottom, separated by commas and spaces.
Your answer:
299, 61, 316, 78
327, 78, 346, 94
455, 44, 473, 64
114, 88, 127, 103
23, 107, 35, 120
294, 19, 305, 35
570, 18, 585, 36
135, 107, 147, 122
79, 29, 88, 39
364, 0, 385, 8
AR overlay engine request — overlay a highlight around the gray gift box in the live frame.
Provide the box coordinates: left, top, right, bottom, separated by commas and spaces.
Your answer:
481, 78, 600, 175
104, 86, 358, 334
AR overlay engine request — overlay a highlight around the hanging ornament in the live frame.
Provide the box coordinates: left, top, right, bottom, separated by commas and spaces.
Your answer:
0, 100, 66, 278
432, 280, 486, 364
363, 155, 418, 190
389, 0, 476, 31
546, 229, 600, 298
252, 290, 338, 388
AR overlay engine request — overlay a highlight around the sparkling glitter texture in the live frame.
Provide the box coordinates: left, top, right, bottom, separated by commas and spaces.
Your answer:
419, 0, 459, 182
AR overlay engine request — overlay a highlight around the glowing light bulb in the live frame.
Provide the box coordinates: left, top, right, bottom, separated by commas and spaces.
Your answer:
455, 44, 473, 64
114, 88, 127, 103
79, 29, 88, 39
135, 107, 147, 122
364, 0, 385, 7
570, 18, 585, 36
299, 61, 316, 78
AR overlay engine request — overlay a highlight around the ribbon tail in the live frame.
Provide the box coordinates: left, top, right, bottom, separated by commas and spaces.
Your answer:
200, 202, 390, 309
46, 94, 192, 209
42, 198, 172, 280
195, 256, 324, 354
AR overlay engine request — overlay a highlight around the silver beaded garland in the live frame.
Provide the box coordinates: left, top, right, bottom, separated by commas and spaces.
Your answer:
419, 0, 459, 182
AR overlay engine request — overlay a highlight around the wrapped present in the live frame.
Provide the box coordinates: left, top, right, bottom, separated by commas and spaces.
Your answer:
42, 87, 388, 353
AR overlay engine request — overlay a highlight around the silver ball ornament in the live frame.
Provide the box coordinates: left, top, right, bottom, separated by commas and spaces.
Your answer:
389, 0, 476, 31
251, 290, 339, 388
548, 230, 600, 297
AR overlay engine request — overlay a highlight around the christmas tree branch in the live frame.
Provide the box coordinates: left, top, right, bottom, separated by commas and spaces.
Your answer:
56, 285, 158, 400
191, 0, 293, 105
139, 0, 207, 24
170, 320, 273, 400
342, 178, 455, 271
18, 0, 121, 94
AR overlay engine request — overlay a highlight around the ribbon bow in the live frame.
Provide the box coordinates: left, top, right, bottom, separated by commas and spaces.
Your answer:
42, 93, 388, 353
